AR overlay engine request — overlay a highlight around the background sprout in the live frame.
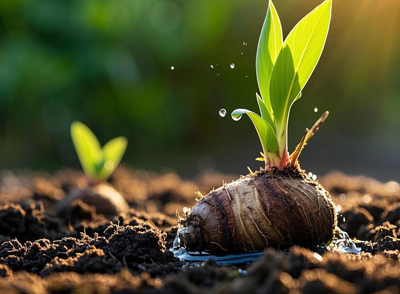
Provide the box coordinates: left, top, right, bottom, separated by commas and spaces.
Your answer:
232, 0, 332, 171
70, 121, 128, 181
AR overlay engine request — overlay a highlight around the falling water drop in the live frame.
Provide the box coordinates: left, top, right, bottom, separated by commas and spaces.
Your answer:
219, 109, 227, 117
314, 107, 318, 112
230, 63, 235, 69
243, 42, 248, 46
171, 66, 175, 70
210, 65, 214, 69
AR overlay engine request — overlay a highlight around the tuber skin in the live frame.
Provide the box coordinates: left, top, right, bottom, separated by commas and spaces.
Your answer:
56, 182, 129, 217
178, 167, 336, 254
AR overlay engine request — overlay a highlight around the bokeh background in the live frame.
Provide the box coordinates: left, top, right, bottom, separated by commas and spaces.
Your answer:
0, 0, 399, 181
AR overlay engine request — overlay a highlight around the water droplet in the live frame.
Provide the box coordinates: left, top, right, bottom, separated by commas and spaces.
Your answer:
219, 109, 227, 117
245, 76, 248, 78
210, 65, 214, 69
171, 66, 174, 70
232, 114, 242, 121
243, 42, 248, 46
241, 52, 244, 55
230, 63, 235, 69
298, 92, 302, 98
314, 107, 318, 112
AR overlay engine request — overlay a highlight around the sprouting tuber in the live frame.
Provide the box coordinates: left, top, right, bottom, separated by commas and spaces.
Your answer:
60, 121, 129, 217
178, 0, 337, 253
179, 167, 336, 254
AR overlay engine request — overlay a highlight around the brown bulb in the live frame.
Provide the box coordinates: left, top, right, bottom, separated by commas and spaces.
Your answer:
178, 168, 336, 254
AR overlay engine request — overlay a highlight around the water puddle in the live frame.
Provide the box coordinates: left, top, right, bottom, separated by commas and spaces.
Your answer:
172, 236, 262, 265
173, 247, 263, 266
326, 227, 362, 254
172, 227, 361, 266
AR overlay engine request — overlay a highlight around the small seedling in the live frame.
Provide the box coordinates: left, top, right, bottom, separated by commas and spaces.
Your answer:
70, 121, 128, 181
178, 0, 337, 254
232, 0, 331, 170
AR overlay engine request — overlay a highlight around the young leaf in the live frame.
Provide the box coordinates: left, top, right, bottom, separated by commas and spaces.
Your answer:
231, 109, 278, 154
256, 93, 274, 129
256, 0, 283, 116
71, 121, 128, 181
71, 121, 102, 179
98, 137, 128, 180
270, 0, 332, 130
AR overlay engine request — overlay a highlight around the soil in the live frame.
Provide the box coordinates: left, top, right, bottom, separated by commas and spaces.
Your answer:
1, 166, 400, 293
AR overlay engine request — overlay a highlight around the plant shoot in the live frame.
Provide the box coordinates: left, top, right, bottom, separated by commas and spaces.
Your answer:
71, 121, 127, 181
232, 0, 332, 170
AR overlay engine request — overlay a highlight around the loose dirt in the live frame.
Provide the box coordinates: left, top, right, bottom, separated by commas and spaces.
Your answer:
1, 166, 400, 293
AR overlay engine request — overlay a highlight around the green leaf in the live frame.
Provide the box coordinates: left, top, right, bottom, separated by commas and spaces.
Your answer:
98, 137, 128, 180
270, 0, 332, 130
256, 0, 283, 116
232, 109, 278, 153
70, 121, 102, 179
70, 121, 128, 181
256, 93, 275, 130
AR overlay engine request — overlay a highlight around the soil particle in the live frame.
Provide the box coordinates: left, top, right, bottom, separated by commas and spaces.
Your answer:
0, 202, 66, 243
42, 270, 163, 294
0, 204, 25, 237
164, 259, 231, 294
32, 177, 64, 204
381, 202, 400, 225
104, 223, 177, 265
0, 264, 12, 278
370, 222, 398, 242
64, 199, 97, 223
298, 268, 360, 294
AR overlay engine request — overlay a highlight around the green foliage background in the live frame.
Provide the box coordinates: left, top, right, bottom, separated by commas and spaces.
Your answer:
0, 0, 399, 180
